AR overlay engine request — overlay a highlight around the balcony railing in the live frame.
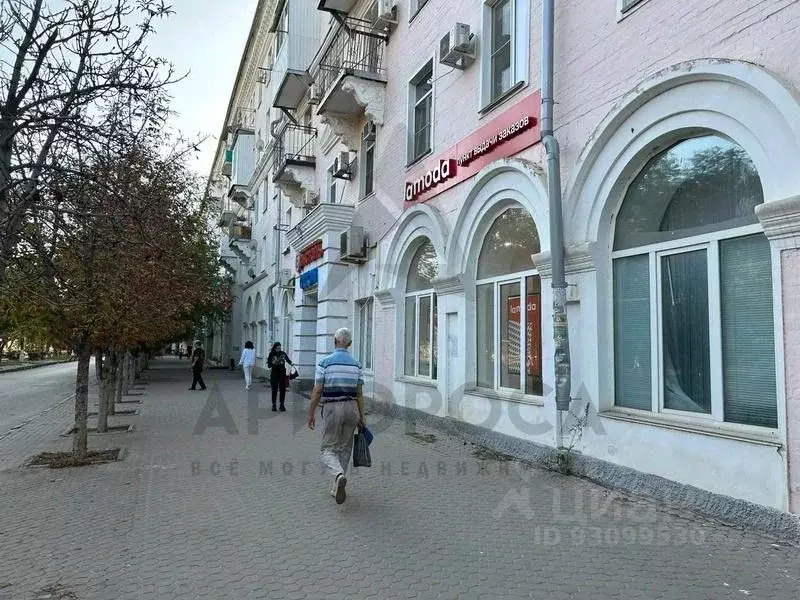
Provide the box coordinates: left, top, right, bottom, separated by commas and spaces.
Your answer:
315, 18, 387, 105
273, 124, 317, 181
229, 223, 252, 241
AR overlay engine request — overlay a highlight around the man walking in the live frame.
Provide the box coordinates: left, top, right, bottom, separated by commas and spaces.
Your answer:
306, 328, 365, 504
189, 340, 207, 391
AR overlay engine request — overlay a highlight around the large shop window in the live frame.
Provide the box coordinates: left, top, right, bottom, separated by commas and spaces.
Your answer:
612, 134, 777, 428
404, 241, 438, 379
476, 207, 543, 395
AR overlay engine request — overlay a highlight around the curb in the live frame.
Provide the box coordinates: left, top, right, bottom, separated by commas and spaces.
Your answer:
0, 361, 72, 374
363, 397, 800, 546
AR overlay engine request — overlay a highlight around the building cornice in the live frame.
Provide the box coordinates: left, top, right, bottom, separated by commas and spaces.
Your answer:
534, 243, 597, 278
374, 288, 396, 308
432, 275, 464, 296
756, 195, 800, 245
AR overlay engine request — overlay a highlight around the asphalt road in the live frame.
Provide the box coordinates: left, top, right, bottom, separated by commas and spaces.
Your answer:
0, 361, 93, 439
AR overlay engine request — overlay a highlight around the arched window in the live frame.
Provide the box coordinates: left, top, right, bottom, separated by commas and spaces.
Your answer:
404, 240, 438, 379
613, 134, 776, 428
475, 206, 542, 395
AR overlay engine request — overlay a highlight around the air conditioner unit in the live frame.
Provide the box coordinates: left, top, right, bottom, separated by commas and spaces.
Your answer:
340, 226, 368, 263
247, 267, 256, 279
332, 151, 352, 180
439, 23, 476, 70
308, 83, 322, 105
256, 137, 265, 152
371, 0, 397, 31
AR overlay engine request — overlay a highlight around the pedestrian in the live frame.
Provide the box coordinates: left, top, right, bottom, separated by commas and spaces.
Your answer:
238, 341, 256, 390
189, 340, 207, 391
267, 342, 293, 412
306, 328, 365, 505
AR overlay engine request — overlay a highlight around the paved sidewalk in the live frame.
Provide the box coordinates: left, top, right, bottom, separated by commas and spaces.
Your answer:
0, 360, 69, 374
0, 358, 798, 600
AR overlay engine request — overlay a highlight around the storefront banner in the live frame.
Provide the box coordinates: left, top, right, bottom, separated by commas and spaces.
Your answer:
299, 267, 319, 290
404, 91, 541, 206
507, 294, 542, 376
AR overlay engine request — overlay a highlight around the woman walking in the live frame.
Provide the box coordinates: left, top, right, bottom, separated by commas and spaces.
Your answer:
238, 341, 256, 390
267, 342, 293, 412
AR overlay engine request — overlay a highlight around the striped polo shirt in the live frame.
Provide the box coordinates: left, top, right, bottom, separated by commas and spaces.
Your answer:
315, 348, 363, 403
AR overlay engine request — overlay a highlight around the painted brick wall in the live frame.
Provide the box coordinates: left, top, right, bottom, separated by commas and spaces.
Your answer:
783, 248, 800, 514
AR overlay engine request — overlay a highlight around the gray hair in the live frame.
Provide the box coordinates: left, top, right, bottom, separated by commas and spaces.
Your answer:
334, 328, 352, 348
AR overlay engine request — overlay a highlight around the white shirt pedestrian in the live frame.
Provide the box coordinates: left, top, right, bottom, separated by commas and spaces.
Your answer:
238, 345, 256, 390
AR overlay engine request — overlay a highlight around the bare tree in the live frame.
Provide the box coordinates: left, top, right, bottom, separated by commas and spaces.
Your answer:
0, 0, 178, 284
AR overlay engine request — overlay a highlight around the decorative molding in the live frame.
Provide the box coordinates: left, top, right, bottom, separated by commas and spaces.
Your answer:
756, 195, 800, 246
374, 288, 396, 308
340, 76, 386, 125
318, 112, 361, 151
275, 165, 316, 207
432, 275, 464, 296
286, 203, 355, 252
533, 243, 597, 278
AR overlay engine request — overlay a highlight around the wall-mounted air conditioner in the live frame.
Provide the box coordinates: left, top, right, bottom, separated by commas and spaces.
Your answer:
439, 23, 476, 70
340, 226, 368, 263
308, 83, 322, 105
370, 0, 397, 32
332, 151, 352, 180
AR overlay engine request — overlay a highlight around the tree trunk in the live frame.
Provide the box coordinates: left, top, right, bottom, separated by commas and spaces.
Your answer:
107, 351, 118, 416
96, 350, 108, 433
115, 350, 124, 404
73, 345, 91, 458
122, 350, 131, 395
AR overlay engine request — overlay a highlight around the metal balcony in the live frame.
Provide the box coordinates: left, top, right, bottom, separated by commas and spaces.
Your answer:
273, 124, 317, 183
228, 223, 252, 242
217, 198, 238, 228
315, 17, 387, 117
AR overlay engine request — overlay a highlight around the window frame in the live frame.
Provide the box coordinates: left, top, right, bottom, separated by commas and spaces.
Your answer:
409, 0, 430, 22
407, 59, 434, 165
361, 121, 376, 199
480, 0, 529, 112
475, 268, 541, 396
327, 163, 337, 203
611, 221, 777, 428
357, 297, 374, 372
617, 0, 651, 20
404, 289, 437, 380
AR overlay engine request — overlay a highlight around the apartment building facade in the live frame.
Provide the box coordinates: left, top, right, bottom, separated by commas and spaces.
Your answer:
209, 0, 800, 516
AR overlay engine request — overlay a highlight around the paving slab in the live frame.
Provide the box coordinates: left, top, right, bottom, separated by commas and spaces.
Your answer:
0, 358, 798, 599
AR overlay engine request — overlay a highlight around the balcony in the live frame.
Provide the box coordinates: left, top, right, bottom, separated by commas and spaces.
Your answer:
270, 1, 325, 110
317, 0, 357, 13
228, 183, 250, 209
229, 223, 252, 241
286, 202, 355, 254
273, 124, 317, 181
314, 17, 387, 145
217, 197, 238, 228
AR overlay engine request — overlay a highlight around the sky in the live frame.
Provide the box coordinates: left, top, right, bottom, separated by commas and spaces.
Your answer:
143, 0, 260, 178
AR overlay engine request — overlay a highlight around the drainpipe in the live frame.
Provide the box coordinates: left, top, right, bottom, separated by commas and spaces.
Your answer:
266, 118, 283, 348
542, 0, 572, 432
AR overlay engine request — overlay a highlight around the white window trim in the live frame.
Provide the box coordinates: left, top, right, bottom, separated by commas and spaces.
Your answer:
327, 164, 337, 203
475, 268, 543, 400
356, 298, 375, 372
616, 0, 652, 22
406, 59, 434, 166
404, 289, 437, 380
409, 0, 430, 22
360, 122, 376, 200
479, 0, 529, 112
611, 222, 779, 432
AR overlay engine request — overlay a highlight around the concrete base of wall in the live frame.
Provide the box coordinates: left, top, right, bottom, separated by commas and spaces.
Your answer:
364, 397, 800, 546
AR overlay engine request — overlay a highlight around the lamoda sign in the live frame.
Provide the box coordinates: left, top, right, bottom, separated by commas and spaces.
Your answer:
403, 91, 541, 206
404, 159, 457, 202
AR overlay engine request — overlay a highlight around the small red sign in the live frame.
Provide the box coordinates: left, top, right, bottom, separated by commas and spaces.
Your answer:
404, 91, 541, 207
508, 293, 542, 376
296, 239, 323, 273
